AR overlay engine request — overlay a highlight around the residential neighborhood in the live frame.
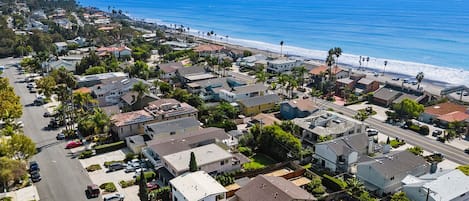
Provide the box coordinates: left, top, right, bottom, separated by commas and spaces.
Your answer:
0, 1, 468, 201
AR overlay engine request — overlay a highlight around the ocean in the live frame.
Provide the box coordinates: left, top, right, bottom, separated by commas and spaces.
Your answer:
79, 0, 469, 85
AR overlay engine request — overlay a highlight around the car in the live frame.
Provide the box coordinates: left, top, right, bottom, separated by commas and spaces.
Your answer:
456, 91, 462, 95
56, 132, 66, 140
392, 77, 400, 81
432, 152, 444, 158
432, 130, 443, 137
108, 163, 125, 172
129, 159, 141, 168
403, 79, 410, 84
29, 87, 37, 93
464, 92, 469, 96
366, 128, 379, 136
27, 83, 36, 89
464, 148, 469, 154
146, 180, 159, 191
43, 111, 57, 117
65, 141, 83, 149
411, 80, 418, 85
124, 165, 136, 173
373, 72, 379, 77
30, 171, 41, 182
85, 184, 100, 198
29, 161, 40, 172
103, 193, 124, 201
133, 168, 149, 178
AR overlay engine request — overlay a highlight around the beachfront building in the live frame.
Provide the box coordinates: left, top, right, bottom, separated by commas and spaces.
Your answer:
238, 94, 281, 116
266, 59, 303, 73
355, 78, 379, 95
96, 45, 132, 58
193, 44, 225, 57
309, 65, 350, 88
237, 54, 268, 70
170, 171, 227, 201
372, 87, 403, 107
418, 102, 469, 126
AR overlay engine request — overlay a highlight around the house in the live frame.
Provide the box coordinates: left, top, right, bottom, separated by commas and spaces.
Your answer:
54, 42, 68, 53
144, 117, 200, 140
402, 169, 469, 201
249, 113, 281, 127
42, 59, 77, 73
355, 78, 379, 94
266, 59, 303, 73
176, 66, 214, 85
218, 84, 268, 102
193, 44, 225, 57
392, 93, 420, 105
170, 171, 227, 201
314, 133, 371, 173
157, 62, 183, 80
237, 54, 268, 69
125, 135, 145, 153
309, 65, 350, 86
356, 151, 430, 196
120, 91, 159, 111
293, 110, 367, 145
77, 72, 129, 88
187, 77, 246, 99
238, 94, 281, 116
235, 175, 316, 201
100, 105, 121, 116
335, 78, 355, 97
144, 98, 198, 121
110, 110, 155, 140
53, 18, 73, 29
372, 87, 402, 107
91, 78, 150, 106
419, 102, 469, 125
161, 41, 192, 50
96, 45, 132, 58
162, 143, 242, 176
66, 36, 87, 47
280, 98, 319, 120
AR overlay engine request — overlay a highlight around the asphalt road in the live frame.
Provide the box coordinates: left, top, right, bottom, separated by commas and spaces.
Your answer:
1, 59, 100, 201
316, 99, 469, 165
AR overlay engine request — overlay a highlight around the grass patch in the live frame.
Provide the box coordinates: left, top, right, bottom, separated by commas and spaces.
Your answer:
86, 164, 102, 172
243, 153, 276, 171
99, 182, 117, 192
302, 163, 312, 169
103, 160, 124, 168
456, 165, 469, 176
390, 139, 406, 148
119, 180, 135, 188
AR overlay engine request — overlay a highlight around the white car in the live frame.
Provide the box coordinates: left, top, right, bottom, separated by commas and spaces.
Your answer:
103, 193, 124, 201
366, 128, 378, 136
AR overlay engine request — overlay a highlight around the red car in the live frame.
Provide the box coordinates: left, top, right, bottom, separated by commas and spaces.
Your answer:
66, 141, 83, 149
146, 180, 159, 191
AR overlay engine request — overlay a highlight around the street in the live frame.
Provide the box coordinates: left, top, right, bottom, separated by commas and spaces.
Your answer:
316, 99, 469, 165
1, 58, 99, 201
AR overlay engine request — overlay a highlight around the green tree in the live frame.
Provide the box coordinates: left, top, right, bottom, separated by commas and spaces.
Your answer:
333, 47, 342, 68
346, 178, 365, 197
49, 67, 77, 89
132, 46, 151, 61
77, 108, 110, 137
84, 66, 107, 75
255, 71, 268, 84
35, 76, 57, 98
0, 78, 23, 121
129, 61, 150, 79
391, 191, 410, 201
1, 134, 36, 160
138, 169, 148, 201
0, 157, 27, 192
132, 81, 150, 101
189, 152, 198, 172
73, 91, 96, 116
326, 48, 336, 82
407, 146, 423, 156
158, 82, 172, 95
76, 51, 101, 74
292, 66, 308, 87
20, 57, 40, 72
243, 50, 252, 57
416, 72, 424, 90
392, 99, 424, 119
250, 125, 302, 161
359, 191, 377, 201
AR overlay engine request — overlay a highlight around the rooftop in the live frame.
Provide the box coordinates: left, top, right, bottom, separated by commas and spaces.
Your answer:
170, 171, 226, 201
145, 99, 198, 118
184, 73, 217, 82
77, 72, 128, 83
235, 175, 316, 201
284, 98, 318, 112
252, 113, 281, 126
309, 65, 344, 75
437, 111, 469, 122
316, 133, 369, 156
158, 62, 183, 73
424, 102, 467, 116
145, 117, 200, 135
358, 151, 428, 179
163, 144, 232, 173
177, 66, 206, 76
229, 84, 268, 95
336, 78, 354, 85
111, 110, 154, 127
373, 87, 402, 101
268, 59, 301, 65
357, 78, 375, 85
293, 110, 364, 137
193, 44, 224, 52
238, 94, 281, 107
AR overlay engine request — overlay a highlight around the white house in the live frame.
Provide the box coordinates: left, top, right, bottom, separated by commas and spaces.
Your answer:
218, 84, 268, 102
356, 151, 430, 196
170, 171, 226, 201
402, 169, 469, 201
266, 59, 303, 73
314, 133, 370, 173
54, 42, 68, 53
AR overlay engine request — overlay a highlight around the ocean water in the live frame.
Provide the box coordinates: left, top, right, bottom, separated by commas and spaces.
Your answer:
79, 0, 469, 85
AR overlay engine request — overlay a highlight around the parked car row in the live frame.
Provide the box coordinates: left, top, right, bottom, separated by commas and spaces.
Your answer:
29, 161, 41, 183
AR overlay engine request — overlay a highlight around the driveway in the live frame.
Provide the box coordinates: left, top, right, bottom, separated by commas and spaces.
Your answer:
2, 59, 98, 201
79, 149, 139, 201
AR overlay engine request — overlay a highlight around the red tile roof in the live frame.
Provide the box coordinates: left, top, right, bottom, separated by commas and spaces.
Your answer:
74, 87, 91, 94
437, 111, 469, 122
309, 65, 343, 75
111, 110, 153, 127
424, 102, 467, 116
193, 44, 224, 52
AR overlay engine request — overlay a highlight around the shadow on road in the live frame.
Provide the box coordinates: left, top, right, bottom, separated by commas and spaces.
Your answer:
36, 141, 62, 153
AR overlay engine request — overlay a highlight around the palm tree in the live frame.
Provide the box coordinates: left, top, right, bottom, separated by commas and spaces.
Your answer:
277, 74, 289, 95
255, 71, 268, 84
366, 57, 370, 67
346, 178, 365, 197
416, 72, 424, 89
280, 41, 284, 57
326, 49, 336, 81
333, 47, 342, 68
292, 66, 308, 87
132, 81, 150, 100
383, 60, 388, 75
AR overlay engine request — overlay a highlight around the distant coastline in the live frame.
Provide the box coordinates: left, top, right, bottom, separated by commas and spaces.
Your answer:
80, 1, 469, 86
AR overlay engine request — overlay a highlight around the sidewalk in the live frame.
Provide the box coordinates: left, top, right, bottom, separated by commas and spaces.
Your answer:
0, 185, 40, 201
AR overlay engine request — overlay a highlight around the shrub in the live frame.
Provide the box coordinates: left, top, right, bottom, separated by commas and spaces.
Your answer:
124, 153, 137, 162
119, 180, 135, 188
79, 150, 94, 159
103, 160, 124, 168
390, 139, 406, 148
86, 164, 102, 172
322, 174, 347, 191
305, 177, 325, 196
456, 165, 469, 176
0, 197, 13, 201
409, 124, 420, 132
238, 146, 253, 157
419, 125, 430, 135
136, 171, 157, 183
407, 146, 423, 156
150, 186, 171, 201
99, 182, 117, 192
215, 174, 235, 186
94, 141, 125, 154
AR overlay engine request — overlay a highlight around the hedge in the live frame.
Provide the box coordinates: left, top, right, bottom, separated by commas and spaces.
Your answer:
136, 171, 157, 183
419, 125, 429, 135
86, 164, 102, 172
79, 150, 94, 159
238, 146, 253, 157
322, 174, 347, 191
99, 182, 117, 192
94, 141, 125, 154
104, 160, 124, 168
119, 180, 135, 188
409, 124, 421, 132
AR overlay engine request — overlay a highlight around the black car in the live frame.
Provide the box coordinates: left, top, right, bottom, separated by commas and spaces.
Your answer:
29, 161, 40, 172
30, 171, 41, 182
465, 148, 469, 154
432, 130, 442, 137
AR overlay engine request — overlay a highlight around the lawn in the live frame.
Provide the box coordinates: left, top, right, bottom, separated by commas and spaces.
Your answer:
243, 153, 277, 171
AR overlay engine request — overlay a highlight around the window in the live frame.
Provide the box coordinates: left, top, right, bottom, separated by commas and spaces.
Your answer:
220, 160, 225, 165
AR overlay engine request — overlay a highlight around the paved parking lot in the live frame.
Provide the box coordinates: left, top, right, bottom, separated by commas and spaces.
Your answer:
79, 149, 139, 201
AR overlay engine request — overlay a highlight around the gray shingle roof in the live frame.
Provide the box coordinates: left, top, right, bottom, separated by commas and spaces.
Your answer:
238, 94, 281, 107
373, 87, 402, 101
359, 151, 429, 179
317, 133, 368, 156
145, 117, 200, 135
177, 66, 206, 76
232, 84, 268, 95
